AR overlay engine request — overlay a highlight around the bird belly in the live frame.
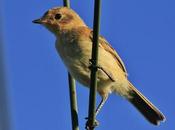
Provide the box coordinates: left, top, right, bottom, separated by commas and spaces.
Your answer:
55, 39, 129, 96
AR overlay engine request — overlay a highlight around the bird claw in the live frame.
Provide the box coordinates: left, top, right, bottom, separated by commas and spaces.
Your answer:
85, 117, 99, 130
88, 59, 100, 70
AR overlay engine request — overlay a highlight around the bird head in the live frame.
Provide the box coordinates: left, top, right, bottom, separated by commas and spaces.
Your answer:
33, 7, 86, 35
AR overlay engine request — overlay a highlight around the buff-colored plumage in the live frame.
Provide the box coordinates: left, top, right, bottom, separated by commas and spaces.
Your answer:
33, 7, 165, 125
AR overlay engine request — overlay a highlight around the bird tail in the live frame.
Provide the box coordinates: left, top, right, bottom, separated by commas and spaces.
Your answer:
127, 81, 165, 125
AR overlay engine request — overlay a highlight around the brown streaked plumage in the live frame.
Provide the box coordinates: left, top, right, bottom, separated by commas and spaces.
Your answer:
33, 7, 166, 125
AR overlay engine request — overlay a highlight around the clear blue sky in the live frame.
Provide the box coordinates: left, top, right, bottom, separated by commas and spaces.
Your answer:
1, 0, 175, 130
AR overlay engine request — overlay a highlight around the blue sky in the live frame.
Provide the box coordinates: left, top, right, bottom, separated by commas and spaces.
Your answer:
1, 0, 175, 130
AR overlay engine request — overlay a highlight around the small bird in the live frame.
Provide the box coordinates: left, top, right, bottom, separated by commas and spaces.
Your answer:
33, 7, 165, 125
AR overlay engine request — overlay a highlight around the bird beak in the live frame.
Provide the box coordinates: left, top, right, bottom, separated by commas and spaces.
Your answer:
32, 18, 44, 24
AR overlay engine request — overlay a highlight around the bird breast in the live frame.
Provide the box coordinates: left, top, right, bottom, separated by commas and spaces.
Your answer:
55, 38, 92, 86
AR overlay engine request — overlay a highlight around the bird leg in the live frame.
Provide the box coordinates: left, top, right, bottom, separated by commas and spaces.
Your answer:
95, 95, 108, 116
85, 96, 108, 129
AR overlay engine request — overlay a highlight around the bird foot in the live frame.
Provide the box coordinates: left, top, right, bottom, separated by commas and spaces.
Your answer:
88, 59, 100, 70
85, 117, 99, 130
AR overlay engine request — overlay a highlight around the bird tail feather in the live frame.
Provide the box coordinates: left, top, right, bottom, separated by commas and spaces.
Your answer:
127, 81, 165, 125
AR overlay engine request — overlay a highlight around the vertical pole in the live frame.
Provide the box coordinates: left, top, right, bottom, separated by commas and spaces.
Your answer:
63, 0, 70, 8
68, 73, 79, 130
87, 0, 101, 129
63, 1, 79, 130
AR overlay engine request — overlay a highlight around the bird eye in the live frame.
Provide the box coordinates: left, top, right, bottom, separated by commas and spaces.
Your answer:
55, 13, 62, 20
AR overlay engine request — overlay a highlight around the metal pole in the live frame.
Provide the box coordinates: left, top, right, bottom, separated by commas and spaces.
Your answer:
63, 1, 79, 130
87, 0, 101, 129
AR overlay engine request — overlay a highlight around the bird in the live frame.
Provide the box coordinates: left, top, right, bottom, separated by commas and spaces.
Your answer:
33, 6, 165, 125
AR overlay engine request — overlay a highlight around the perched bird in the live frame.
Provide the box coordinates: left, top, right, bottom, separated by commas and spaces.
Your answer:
33, 7, 165, 125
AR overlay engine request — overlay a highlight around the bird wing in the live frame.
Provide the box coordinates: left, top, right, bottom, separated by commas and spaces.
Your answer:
90, 32, 127, 76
